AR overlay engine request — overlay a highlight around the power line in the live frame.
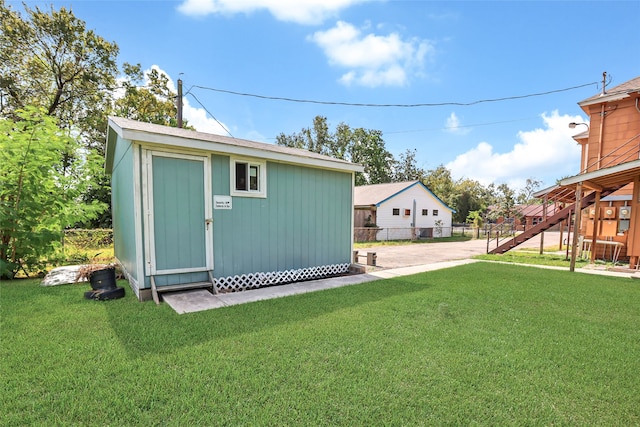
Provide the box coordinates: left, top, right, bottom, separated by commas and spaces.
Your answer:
190, 81, 598, 108
186, 91, 234, 138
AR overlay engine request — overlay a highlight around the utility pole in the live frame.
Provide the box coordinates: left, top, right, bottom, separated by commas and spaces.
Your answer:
177, 78, 183, 128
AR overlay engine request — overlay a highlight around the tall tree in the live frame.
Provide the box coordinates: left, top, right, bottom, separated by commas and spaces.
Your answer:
277, 116, 394, 185
423, 165, 456, 207
516, 177, 543, 205
489, 183, 517, 221
452, 178, 487, 223
393, 148, 425, 182
349, 127, 394, 185
0, 1, 119, 151
115, 63, 193, 129
0, 107, 105, 279
276, 116, 345, 158
1, 2, 120, 230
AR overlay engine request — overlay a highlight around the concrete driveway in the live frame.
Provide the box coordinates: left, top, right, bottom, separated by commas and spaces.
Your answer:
357, 231, 565, 269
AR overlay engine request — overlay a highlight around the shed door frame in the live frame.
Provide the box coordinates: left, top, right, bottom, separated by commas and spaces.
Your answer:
142, 149, 213, 276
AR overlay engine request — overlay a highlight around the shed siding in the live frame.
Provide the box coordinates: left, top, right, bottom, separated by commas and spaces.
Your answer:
151, 156, 207, 271
377, 184, 453, 239
110, 136, 139, 286
211, 156, 352, 279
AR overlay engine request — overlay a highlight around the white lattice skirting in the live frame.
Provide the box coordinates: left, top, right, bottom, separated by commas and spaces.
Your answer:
215, 263, 351, 293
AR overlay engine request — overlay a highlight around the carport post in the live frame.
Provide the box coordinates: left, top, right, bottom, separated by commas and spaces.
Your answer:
539, 194, 548, 255
569, 182, 583, 272
590, 191, 601, 263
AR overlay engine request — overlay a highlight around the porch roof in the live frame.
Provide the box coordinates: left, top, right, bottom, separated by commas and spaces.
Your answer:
535, 160, 640, 204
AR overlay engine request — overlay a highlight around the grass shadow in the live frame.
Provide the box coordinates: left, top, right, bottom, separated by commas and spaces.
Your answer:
105, 276, 431, 358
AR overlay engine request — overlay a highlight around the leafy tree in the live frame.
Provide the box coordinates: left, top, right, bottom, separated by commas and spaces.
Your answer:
451, 178, 487, 223
0, 2, 119, 230
349, 127, 394, 185
115, 63, 193, 129
393, 148, 425, 182
0, 1, 119, 151
423, 165, 456, 207
0, 107, 105, 279
466, 210, 484, 227
276, 116, 346, 158
516, 177, 543, 205
277, 115, 394, 185
489, 183, 517, 221
331, 122, 352, 160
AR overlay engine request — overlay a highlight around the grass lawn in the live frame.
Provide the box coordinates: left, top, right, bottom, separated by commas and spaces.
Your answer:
2, 263, 639, 425
474, 250, 593, 268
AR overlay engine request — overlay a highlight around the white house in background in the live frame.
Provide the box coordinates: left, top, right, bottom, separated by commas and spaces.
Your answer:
354, 181, 455, 241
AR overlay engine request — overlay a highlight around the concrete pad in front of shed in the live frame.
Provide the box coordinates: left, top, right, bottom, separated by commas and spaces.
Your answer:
162, 289, 226, 314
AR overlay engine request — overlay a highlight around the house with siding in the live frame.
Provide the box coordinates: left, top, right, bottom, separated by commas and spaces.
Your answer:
354, 181, 454, 241
494, 74, 640, 267
105, 117, 363, 302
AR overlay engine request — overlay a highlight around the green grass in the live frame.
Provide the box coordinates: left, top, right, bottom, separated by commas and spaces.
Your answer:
2, 264, 640, 425
474, 249, 597, 268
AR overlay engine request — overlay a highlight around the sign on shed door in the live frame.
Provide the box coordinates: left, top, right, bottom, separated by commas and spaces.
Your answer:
144, 151, 212, 275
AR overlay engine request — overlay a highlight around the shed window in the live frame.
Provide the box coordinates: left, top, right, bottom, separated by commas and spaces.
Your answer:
392, 208, 400, 216
433, 209, 439, 216
231, 158, 266, 198
422, 209, 428, 216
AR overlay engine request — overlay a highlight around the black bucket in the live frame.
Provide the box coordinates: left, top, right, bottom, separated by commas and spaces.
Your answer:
89, 267, 117, 290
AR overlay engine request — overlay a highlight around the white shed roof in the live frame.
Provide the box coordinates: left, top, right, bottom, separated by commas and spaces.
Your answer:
106, 116, 364, 173
354, 180, 454, 212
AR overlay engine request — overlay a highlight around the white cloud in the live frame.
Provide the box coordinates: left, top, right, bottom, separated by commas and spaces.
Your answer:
177, 0, 367, 25
309, 21, 435, 87
446, 110, 585, 189
182, 101, 230, 135
144, 65, 231, 135
445, 112, 471, 135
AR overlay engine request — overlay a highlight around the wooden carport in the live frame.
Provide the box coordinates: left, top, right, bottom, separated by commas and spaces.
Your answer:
558, 159, 640, 271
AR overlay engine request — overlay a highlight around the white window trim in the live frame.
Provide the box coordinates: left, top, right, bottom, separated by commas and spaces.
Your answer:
230, 157, 267, 198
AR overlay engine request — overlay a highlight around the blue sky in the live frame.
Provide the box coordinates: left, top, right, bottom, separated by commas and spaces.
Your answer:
14, 0, 640, 190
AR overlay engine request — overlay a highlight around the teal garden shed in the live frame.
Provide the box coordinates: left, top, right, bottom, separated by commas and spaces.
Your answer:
105, 117, 363, 301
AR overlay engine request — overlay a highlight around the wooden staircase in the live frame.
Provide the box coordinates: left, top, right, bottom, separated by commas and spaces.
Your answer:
489, 191, 605, 254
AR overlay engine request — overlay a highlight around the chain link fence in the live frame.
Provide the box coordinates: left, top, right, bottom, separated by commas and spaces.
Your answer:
61, 229, 114, 264
355, 226, 455, 242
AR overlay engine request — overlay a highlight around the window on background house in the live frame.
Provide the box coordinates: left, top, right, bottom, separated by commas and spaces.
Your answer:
433, 210, 439, 216
231, 158, 266, 197
392, 208, 400, 216
422, 209, 428, 216
404, 209, 411, 216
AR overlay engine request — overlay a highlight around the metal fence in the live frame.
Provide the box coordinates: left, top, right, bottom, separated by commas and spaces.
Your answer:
63, 229, 113, 249
354, 227, 455, 242
353, 225, 522, 243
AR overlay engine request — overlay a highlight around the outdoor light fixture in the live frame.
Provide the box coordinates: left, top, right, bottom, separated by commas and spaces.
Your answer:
568, 122, 589, 130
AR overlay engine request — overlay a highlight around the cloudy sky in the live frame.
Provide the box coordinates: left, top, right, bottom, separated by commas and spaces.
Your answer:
15, 0, 640, 189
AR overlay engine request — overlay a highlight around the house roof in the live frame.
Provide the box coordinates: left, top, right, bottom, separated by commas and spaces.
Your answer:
578, 75, 640, 107
105, 116, 364, 174
354, 180, 454, 212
